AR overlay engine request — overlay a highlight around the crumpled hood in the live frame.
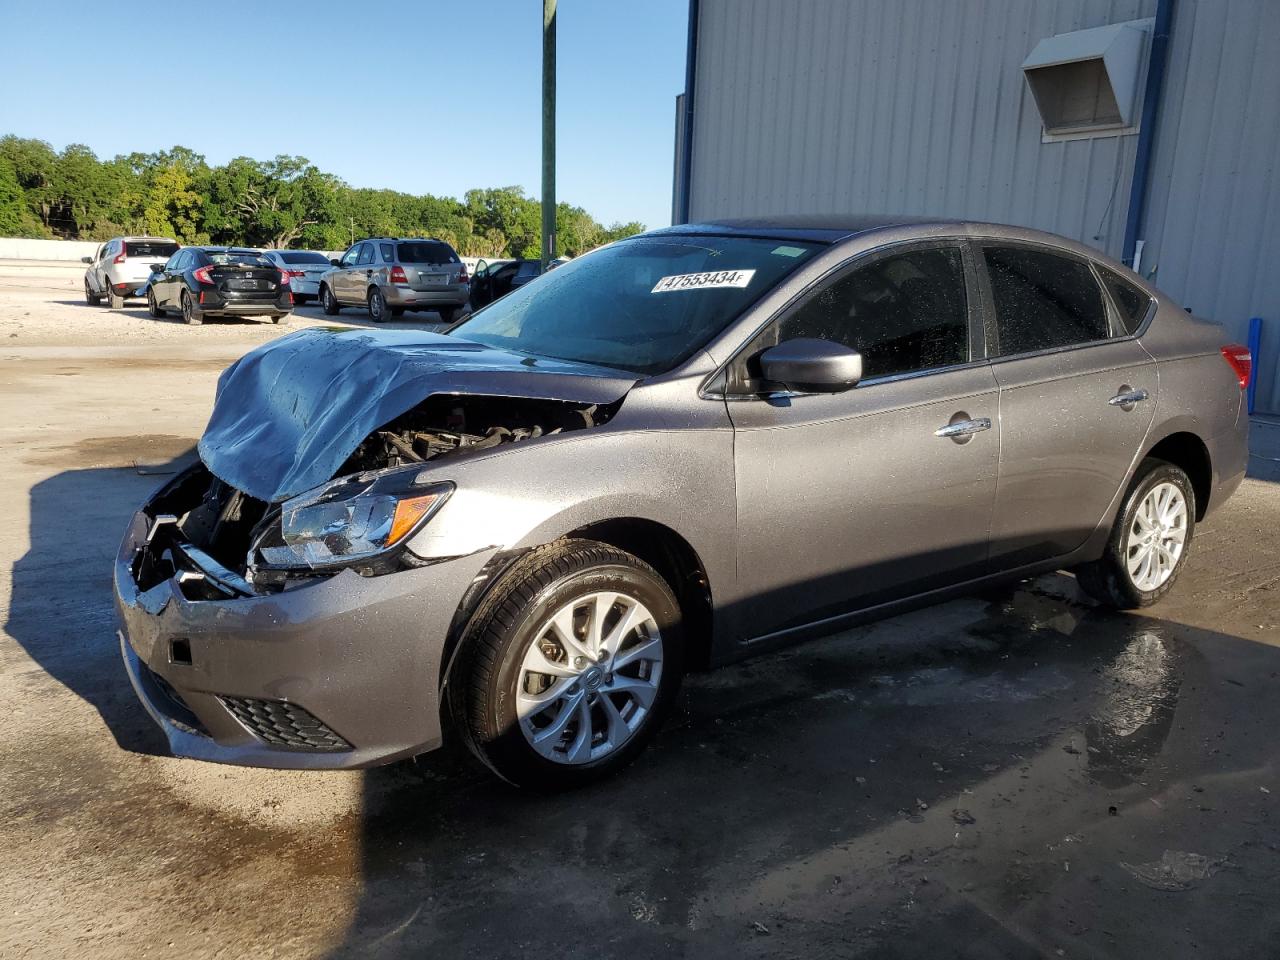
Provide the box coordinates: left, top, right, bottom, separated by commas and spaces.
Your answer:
198, 328, 636, 503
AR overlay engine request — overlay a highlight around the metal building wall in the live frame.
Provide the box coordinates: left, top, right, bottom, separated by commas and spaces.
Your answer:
1139, 0, 1280, 413
686, 0, 1280, 411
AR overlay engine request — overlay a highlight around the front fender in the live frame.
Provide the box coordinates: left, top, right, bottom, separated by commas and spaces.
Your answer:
402, 427, 737, 608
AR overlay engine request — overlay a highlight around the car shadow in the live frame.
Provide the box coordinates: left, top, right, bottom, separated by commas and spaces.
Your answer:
7, 446, 200, 756
320, 583, 1280, 959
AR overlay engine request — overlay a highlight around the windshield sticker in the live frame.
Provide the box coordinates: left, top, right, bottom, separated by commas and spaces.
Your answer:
771, 245, 807, 257
651, 269, 756, 293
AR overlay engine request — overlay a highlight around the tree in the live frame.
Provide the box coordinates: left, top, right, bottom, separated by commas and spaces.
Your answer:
205, 155, 339, 248
0, 156, 49, 237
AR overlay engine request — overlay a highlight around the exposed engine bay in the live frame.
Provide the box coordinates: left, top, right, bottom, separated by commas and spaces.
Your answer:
337, 394, 615, 475
134, 395, 618, 597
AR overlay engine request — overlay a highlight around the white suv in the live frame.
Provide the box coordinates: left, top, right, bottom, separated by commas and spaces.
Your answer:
83, 237, 179, 308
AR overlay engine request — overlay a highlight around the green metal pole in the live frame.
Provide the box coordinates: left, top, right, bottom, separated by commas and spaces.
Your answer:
542, 0, 556, 269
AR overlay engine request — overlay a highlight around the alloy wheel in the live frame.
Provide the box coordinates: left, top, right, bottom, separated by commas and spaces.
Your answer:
1126, 481, 1187, 591
516, 591, 664, 765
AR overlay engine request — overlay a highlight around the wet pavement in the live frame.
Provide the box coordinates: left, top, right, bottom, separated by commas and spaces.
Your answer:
2, 305, 1279, 958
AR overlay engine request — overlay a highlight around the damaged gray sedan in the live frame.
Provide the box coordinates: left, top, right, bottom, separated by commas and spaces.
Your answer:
115, 216, 1250, 788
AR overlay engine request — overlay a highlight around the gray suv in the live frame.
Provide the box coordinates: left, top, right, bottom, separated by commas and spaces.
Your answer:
318, 237, 469, 323
115, 217, 1250, 789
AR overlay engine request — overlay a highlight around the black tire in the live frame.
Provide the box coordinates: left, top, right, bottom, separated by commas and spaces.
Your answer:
437, 306, 457, 325
181, 291, 202, 326
320, 284, 340, 315
450, 539, 684, 789
390, 306, 405, 318
146, 288, 165, 318
1075, 458, 1196, 609
270, 313, 286, 324
85, 278, 101, 306
367, 287, 387, 322
107, 284, 124, 309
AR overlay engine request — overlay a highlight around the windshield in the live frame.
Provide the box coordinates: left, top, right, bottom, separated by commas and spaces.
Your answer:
207, 251, 272, 266
450, 235, 821, 375
278, 251, 330, 265
397, 241, 457, 264
125, 240, 178, 258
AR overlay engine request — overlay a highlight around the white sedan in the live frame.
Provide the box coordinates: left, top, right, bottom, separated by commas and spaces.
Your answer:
260, 250, 333, 305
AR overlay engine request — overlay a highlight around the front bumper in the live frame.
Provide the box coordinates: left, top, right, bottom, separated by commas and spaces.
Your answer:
114, 502, 495, 769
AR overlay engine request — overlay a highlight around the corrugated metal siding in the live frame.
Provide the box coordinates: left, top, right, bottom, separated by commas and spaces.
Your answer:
690, 0, 1155, 254
1140, 0, 1280, 412
687, 0, 1280, 412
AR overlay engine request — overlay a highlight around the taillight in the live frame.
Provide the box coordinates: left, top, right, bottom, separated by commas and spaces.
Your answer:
192, 265, 213, 285
114, 248, 126, 264
281, 269, 305, 284
1220, 343, 1252, 390
457, 263, 469, 284
389, 265, 408, 284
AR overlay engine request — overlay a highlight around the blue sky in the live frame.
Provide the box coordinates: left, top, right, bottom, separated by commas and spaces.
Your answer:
0, 0, 689, 230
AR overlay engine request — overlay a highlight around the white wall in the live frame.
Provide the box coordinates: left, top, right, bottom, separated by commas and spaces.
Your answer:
0, 237, 102, 261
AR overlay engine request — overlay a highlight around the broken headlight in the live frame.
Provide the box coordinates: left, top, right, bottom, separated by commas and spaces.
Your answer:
253, 469, 453, 571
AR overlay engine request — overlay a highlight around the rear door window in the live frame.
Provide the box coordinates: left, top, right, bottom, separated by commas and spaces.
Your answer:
397, 241, 457, 264
357, 244, 375, 266
758, 245, 971, 381
983, 246, 1110, 356
1097, 265, 1153, 335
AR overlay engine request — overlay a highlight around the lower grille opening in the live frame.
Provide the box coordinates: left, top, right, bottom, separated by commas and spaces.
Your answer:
220, 696, 351, 752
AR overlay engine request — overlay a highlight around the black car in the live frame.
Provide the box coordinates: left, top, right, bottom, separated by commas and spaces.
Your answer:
147, 247, 292, 325
468, 258, 545, 309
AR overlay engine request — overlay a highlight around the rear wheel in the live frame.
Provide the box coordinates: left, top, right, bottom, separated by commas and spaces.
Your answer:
181, 291, 202, 326
320, 285, 340, 315
1075, 459, 1195, 609
84, 278, 101, 306
367, 287, 387, 322
451, 539, 684, 789
107, 284, 124, 309
146, 288, 166, 318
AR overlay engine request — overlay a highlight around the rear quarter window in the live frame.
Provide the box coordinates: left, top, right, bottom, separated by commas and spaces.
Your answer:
1098, 266, 1153, 335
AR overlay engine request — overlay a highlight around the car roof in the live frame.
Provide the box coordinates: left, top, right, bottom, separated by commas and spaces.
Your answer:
114, 235, 178, 243
641, 215, 1125, 264
644, 215, 953, 243
196, 246, 265, 254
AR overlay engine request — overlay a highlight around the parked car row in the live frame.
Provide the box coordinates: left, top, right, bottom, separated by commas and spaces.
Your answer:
83, 232, 567, 326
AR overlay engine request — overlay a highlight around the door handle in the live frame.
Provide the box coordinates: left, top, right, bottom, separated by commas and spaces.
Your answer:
1108, 387, 1149, 408
934, 417, 992, 439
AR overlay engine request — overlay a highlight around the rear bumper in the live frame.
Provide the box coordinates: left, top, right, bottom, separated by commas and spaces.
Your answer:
384, 284, 469, 308
1204, 414, 1249, 517
196, 291, 292, 317
114, 501, 496, 769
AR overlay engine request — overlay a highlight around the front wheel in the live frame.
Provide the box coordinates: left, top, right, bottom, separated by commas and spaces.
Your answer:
451, 539, 684, 789
85, 278, 101, 306
320, 285, 340, 315
1075, 459, 1196, 609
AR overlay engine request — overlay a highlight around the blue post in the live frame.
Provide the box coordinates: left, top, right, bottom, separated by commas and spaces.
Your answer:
1247, 317, 1262, 415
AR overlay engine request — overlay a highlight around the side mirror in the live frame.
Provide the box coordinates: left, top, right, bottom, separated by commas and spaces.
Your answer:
330, 258, 342, 267
758, 338, 863, 394
81, 256, 93, 263
150, 263, 165, 273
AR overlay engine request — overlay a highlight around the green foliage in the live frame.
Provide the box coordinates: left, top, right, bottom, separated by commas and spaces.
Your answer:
0, 133, 648, 255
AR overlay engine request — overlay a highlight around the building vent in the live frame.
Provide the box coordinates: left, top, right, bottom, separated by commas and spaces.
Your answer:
1022, 20, 1152, 138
